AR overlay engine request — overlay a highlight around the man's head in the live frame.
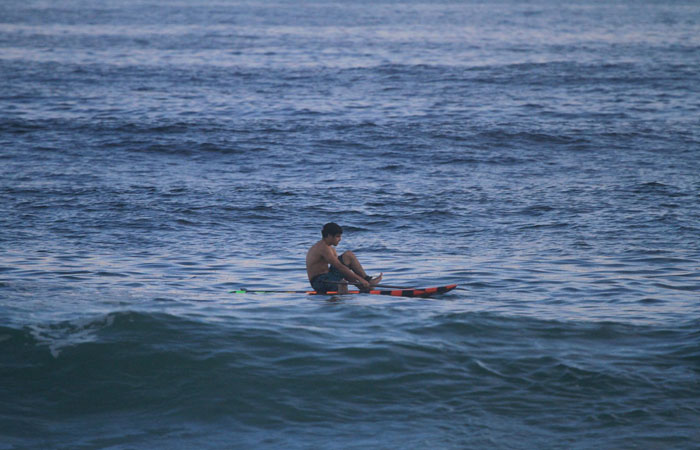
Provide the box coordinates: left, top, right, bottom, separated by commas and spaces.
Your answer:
322, 222, 343, 238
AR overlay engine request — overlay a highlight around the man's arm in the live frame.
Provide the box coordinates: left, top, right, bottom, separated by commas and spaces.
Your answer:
323, 248, 370, 289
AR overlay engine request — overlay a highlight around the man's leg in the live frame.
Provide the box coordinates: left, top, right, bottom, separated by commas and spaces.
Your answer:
339, 251, 383, 287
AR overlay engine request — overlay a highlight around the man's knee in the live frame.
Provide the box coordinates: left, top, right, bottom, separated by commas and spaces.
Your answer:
339, 251, 355, 264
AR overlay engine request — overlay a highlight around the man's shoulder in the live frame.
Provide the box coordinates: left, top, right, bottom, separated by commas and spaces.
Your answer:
307, 240, 325, 255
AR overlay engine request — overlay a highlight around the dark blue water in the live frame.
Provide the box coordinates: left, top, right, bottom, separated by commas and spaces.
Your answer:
2, 0, 699, 448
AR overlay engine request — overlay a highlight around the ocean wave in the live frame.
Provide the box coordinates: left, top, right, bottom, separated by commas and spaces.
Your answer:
5, 310, 697, 382
2, 310, 699, 448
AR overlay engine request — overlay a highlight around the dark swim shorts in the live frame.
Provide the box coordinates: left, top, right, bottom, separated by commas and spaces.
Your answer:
310, 257, 350, 293
310, 270, 344, 294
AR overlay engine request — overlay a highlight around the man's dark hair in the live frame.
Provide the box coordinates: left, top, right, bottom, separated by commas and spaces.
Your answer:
322, 222, 343, 238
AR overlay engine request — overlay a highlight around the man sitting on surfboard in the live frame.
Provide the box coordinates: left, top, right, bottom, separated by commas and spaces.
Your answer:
306, 222, 383, 294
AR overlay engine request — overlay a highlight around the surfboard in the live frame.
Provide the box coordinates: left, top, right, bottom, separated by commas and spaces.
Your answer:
232, 284, 458, 298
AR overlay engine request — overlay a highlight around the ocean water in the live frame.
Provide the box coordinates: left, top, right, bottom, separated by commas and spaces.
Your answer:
1, 0, 699, 448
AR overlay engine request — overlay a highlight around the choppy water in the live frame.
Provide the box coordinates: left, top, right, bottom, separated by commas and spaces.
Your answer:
1, 0, 699, 448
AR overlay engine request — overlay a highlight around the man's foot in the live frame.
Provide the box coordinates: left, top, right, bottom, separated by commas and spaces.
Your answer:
369, 273, 383, 287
